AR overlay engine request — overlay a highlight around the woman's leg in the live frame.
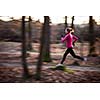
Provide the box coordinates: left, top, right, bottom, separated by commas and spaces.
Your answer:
69, 48, 84, 61
60, 48, 70, 64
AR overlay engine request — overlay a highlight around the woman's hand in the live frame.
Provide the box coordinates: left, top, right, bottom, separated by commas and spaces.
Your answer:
61, 37, 64, 41
73, 42, 75, 46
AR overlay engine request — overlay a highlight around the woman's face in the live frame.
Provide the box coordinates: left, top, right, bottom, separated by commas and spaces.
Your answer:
67, 29, 71, 33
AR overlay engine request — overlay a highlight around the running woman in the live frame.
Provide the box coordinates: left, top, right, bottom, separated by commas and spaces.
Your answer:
58, 28, 87, 66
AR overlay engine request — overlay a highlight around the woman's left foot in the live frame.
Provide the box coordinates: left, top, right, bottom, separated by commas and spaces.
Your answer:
83, 57, 87, 61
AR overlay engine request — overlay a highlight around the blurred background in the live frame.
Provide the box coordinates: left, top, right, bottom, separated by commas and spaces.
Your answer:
0, 16, 100, 82
0, 16, 100, 55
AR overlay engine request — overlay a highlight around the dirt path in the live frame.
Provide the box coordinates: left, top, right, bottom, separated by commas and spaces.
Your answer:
0, 61, 100, 72
0, 42, 100, 72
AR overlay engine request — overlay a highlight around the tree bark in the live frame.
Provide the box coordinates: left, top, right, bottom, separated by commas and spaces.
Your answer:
65, 16, 68, 29
27, 16, 33, 51
35, 17, 46, 80
88, 16, 97, 56
21, 16, 29, 78
43, 16, 52, 62
71, 16, 74, 29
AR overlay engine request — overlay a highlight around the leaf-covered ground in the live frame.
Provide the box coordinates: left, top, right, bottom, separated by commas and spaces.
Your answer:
0, 42, 100, 83
0, 66, 100, 83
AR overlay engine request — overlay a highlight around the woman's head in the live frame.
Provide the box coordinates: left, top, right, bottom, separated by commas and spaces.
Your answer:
65, 28, 74, 33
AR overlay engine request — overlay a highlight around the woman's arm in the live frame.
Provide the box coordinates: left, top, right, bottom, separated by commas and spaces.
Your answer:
73, 35, 78, 42
61, 34, 68, 42
73, 35, 78, 46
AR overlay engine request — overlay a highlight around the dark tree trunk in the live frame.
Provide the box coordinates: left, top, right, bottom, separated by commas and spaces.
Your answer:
43, 16, 52, 62
88, 16, 97, 56
65, 16, 68, 29
35, 16, 47, 80
27, 16, 33, 51
21, 16, 29, 78
71, 16, 74, 29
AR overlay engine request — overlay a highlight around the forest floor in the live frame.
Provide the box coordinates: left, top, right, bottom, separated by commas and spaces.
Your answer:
0, 42, 100, 83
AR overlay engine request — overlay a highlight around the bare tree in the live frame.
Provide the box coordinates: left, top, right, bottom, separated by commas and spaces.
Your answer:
88, 16, 97, 56
71, 16, 74, 29
27, 16, 33, 51
43, 16, 52, 62
21, 16, 29, 78
35, 16, 47, 80
65, 16, 68, 28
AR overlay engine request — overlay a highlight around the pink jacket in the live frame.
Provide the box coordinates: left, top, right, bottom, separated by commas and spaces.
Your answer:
61, 33, 78, 48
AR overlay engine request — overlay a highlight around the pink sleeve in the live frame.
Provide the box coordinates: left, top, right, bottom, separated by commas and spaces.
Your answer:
73, 35, 78, 42
61, 34, 68, 42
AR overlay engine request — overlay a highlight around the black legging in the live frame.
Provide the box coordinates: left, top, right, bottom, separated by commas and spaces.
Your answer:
61, 47, 84, 64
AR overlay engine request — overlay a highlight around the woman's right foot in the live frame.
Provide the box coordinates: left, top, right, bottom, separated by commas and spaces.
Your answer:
56, 63, 64, 67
